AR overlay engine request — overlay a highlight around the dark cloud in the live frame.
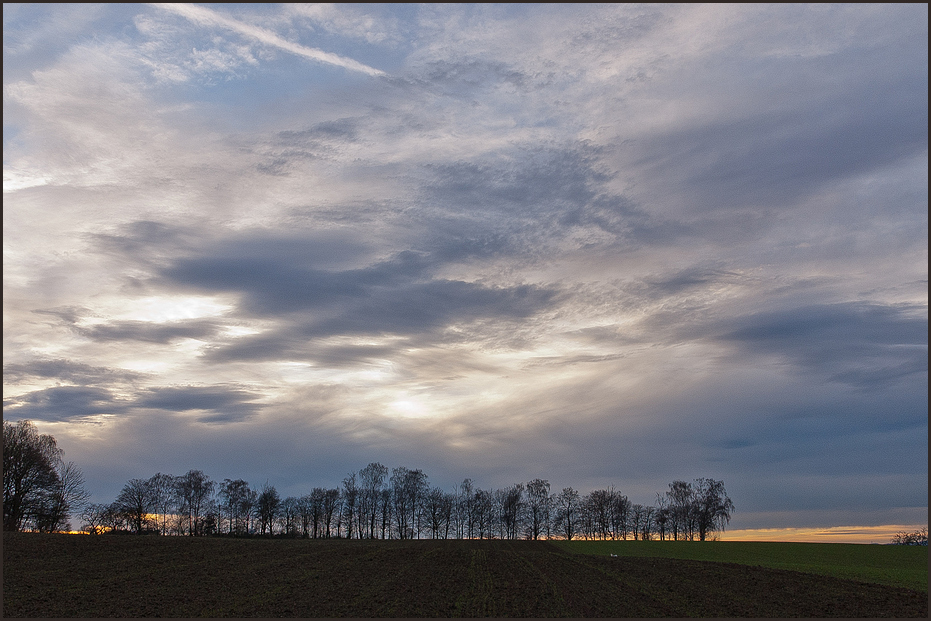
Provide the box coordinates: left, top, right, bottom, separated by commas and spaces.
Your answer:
714, 302, 928, 390
4, 382, 264, 425
424, 146, 604, 217
634, 46, 928, 211
203, 277, 557, 363
32, 306, 89, 324
89, 220, 195, 260
2, 358, 145, 384
4, 386, 124, 422
642, 267, 739, 296
162, 238, 557, 349
75, 319, 220, 344
136, 385, 262, 423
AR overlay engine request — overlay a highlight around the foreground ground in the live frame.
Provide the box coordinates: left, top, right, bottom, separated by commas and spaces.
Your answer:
3, 532, 928, 617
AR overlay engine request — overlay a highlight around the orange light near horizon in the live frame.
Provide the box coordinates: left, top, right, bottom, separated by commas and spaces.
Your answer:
721, 524, 928, 544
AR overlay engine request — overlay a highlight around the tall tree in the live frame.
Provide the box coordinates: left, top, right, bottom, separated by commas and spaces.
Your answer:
586, 489, 614, 540
218, 479, 251, 535
281, 496, 299, 536
653, 493, 671, 541
147, 473, 176, 536
341, 472, 359, 539
554, 487, 580, 540
174, 470, 215, 536
308, 488, 326, 539
610, 492, 631, 540
666, 480, 693, 541
500, 483, 525, 540
457, 478, 475, 539
322, 488, 340, 538
472, 488, 493, 539
693, 478, 735, 541
115, 478, 154, 534
378, 487, 392, 539
3, 420, 63, 531
256, 482, 280, 535
359, 462, 388, 539
34, 460, 89, 533
525, 479, 551, 540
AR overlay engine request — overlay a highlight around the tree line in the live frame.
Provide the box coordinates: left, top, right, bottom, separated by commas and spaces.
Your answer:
4, 419, 734, 540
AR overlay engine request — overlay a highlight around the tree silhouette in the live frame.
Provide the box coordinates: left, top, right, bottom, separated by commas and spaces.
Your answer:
3, 420, 87, 532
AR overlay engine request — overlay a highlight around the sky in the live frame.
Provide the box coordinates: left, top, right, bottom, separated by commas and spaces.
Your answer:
3, 3, 927, 542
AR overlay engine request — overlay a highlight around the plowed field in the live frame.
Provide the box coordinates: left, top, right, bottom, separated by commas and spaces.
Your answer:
3, 532, 927, 617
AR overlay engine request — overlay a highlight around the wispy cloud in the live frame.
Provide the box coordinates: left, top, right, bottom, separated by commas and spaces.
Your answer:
149, 3, 386, 77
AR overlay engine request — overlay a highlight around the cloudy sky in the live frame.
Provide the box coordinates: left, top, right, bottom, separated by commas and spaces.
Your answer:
3, 3, 927, 541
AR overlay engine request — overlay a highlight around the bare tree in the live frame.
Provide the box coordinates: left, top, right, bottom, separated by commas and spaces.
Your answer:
390, 467, 428, 539
610, 492, 631, 540
80, 503, 110, 535
694, 478, 734, 541
3, 420, 63, 531
174, 470, 215, 536
115, 478, 155, 534
256, 482, 280, 535
296, 494, 312, 538
308, 488, 325, 538
147, 473, 176, 536
33, 460, 89, 533
554, 487, 581, 540
341, 472, 359, 539
630, 503, 655, 540
359, 462, 388, 539
653, 493, 671, 541
457, 478, 475, 539
218, 479, 252, 535
666, 480, 693, 541
499, 483, 525, 540
281, 496, 299, 536
586, 489, 613, 540
322, 488, 340, 538
424, 486, 446, 539
473, 488, 494, 539
524, 479, 551, 540
378, 487, 392, 539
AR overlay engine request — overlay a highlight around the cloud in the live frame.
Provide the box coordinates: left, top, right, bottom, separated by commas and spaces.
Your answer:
149, 3, 386, 77
4, 386, 126, 422
713, 302, 928, 390
75, 320, 221, 345
2, 359, 145, 385
136, 385, 262, 423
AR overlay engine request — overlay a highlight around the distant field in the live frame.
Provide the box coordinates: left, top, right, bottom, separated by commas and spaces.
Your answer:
4, 532, 927, 618
554, 539, 929, 593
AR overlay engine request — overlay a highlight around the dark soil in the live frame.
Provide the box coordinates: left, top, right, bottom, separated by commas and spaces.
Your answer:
3, 532, 927, 617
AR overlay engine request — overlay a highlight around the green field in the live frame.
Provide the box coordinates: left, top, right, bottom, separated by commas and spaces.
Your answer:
554, 539, 929, 593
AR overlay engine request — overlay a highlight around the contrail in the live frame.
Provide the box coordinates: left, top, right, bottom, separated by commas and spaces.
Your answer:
150, 3, 386, 77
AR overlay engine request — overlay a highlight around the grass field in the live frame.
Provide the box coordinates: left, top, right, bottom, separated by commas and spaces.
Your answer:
3, 532, 927, 617
555, 539, 929, 593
